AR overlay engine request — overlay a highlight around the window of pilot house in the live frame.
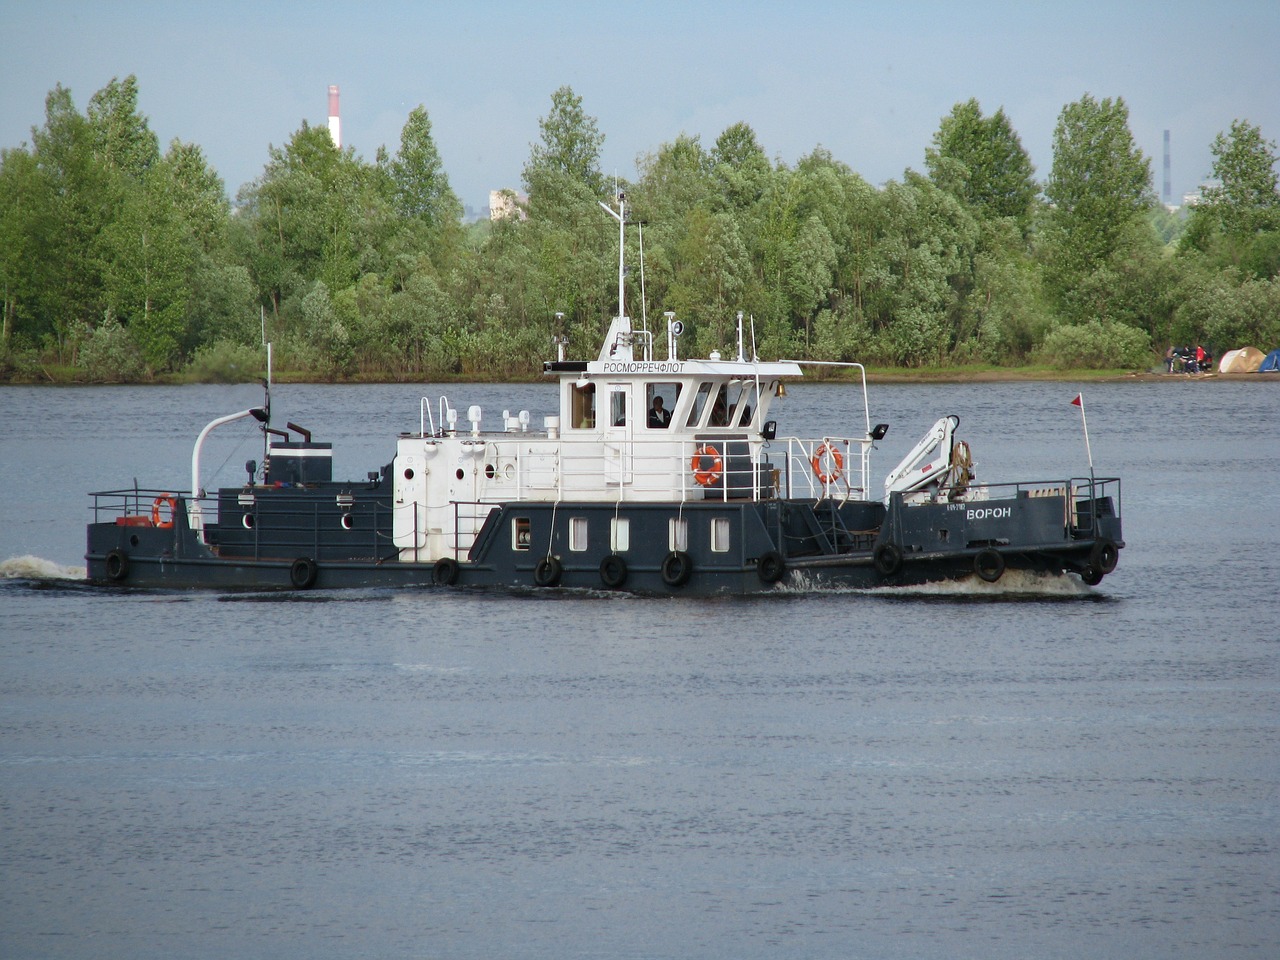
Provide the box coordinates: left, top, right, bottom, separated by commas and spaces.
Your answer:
726, 380, 754, 427
513, 517, 531, 551
707, 384, 730, 426
611, 517, 630, 552
569, 517, 588, 552
669, 517, 688, 552
684, 382, 714, 428
608, 387, 627, 427
646, 383, 679, 429
572, 382, 596, 429
710, 517, 731, 553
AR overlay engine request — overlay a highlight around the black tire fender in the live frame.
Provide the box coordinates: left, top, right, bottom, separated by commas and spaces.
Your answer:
1090, 538, 1119, 575
873, 543, 902, 576
660, 550, 693, 587
974, 548, 1005, 583
433, 556, 460, 585
289, 556, 318, 590
599, 554, 628, 589
533, 555, 563, 587
104, 549, 129, 582
757, 550, 786, 584
1081, 565, 1104, 586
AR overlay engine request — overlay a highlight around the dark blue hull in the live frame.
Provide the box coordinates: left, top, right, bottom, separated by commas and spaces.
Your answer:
86, 479, 1124, 594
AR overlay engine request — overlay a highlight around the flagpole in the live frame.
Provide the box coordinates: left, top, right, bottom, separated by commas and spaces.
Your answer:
1073, 392, 1094, 477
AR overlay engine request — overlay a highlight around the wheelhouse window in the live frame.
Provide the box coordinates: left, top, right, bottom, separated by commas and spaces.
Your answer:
608, 386, 627, 427
646, 382, 679, 429
572, 382, 596, 429
684, 382, 714, 428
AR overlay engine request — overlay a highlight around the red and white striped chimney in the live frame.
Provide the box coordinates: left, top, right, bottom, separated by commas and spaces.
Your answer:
327, 85, 341, 148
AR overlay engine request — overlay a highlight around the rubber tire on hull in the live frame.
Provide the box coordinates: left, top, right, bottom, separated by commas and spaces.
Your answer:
660, 550, 693, 587
873, 543, 902, 577
757, 550, 786, 584
433, 557, 460, 585
534, 556, 563, 587
104, 549, 129, 582
1091, 539, 1119, 575
290, 557, 319, 589
974, 548, 1005, 583
599, 554, 628, 589
1081, 565, 1104, 586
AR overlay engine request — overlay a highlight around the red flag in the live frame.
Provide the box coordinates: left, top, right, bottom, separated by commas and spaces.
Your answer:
1071, 394, 1082, 406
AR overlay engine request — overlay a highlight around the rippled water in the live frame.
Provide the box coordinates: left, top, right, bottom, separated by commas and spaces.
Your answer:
1, 379, 1277, 959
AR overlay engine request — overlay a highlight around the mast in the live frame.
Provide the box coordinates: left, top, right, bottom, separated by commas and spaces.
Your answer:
599, 193, 626, 318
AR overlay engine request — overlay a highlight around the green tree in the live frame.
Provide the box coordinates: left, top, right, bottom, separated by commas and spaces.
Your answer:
1182, 120, 1280, 278
926, 98, 1037, 232
85, 75, 159, 180
522, 86, 606, 204
386, 105, 463, 257
27, 84, 116, 360
1042, 94, 1153, 320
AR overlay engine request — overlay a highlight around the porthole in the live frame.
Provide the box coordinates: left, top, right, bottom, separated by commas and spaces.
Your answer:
484, 463, 496, 479
340, 514, 354, 530
456, 468, 465, 480
243, 513, 255, 529
403, 468, 415, 480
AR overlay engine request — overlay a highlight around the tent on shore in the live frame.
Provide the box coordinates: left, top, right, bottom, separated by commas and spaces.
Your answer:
1218, 347, 1265, 373
1259, 349, 1280, 372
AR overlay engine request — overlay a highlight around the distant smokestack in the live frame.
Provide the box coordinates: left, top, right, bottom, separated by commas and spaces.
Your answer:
1162, 129, 1171, 206
328, 85, 341, 148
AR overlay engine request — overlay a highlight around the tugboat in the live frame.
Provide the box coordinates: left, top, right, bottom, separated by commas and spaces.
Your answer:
86, 195, 1123, 594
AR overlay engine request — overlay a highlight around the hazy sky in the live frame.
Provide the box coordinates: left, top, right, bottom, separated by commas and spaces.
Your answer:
3, 0, 1277, 212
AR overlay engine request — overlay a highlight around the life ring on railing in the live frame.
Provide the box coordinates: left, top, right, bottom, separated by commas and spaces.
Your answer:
151, 494, 178, 528
691, 445, 723, 487
810, 443, 844, 484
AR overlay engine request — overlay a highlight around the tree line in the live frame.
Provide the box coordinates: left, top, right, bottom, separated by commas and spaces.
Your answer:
1, 77, 1278, 383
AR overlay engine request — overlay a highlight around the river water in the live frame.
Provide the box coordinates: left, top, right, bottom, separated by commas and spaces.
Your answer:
1, 378, 1277, 959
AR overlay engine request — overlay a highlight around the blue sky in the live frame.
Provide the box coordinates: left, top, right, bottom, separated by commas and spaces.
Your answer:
3, 1, 1277, 212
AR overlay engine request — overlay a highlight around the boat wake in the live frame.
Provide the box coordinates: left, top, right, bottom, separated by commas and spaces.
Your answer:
1, 555, 87, 582
776, 568, 1095, 600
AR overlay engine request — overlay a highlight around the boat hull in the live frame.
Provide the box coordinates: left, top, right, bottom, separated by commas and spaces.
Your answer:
86, 482, 1123, 595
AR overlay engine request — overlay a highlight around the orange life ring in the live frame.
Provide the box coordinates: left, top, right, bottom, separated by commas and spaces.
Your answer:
810, 443, 844, 483
691, 444, 723, 487
151, 493, 178, 528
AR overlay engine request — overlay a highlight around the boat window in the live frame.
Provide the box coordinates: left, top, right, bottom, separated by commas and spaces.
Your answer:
708, 385, 730, 426
669, 518, 688, 552
646, 382, 679, 429
711, 517, 730, 552
609, 386, 627, 427
725, 380, 754, 427
513, 517, 531, 551
572, 383, 596, 429
569, 517, 588, 552
611, 517, 630, 552
684, 382, 713, 428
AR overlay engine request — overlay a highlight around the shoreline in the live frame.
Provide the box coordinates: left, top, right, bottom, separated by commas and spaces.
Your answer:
2, 369, 1275, 387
